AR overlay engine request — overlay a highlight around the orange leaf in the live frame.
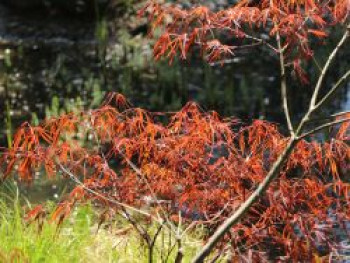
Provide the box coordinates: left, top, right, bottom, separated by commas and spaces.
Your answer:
308, 29, 327, 38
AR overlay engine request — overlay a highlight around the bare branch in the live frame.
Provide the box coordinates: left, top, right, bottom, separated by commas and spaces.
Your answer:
57, 162, 158, 221
296, 26, 349, 135
330, 111, 350, 118
276, 30, 294, 135
115, 146, 178, 234
314, 69, 350, 111
298, 117, 350, 140
309, 26, 349, 109
307, 110, 350, 123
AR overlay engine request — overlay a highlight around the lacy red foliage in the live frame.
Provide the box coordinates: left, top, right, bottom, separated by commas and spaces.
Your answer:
1, 94, 349, 260
140, 0, 349, 67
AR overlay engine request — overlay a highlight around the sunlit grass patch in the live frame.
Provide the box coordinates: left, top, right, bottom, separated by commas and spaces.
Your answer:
0, 185, 213, 263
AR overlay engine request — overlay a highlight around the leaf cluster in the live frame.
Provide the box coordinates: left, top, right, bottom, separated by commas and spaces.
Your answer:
1, 93, 349, 260
140, 0, 349, 79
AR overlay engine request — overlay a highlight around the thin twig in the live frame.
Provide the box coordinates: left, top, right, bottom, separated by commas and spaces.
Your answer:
89, 111, 178, 234
276, 30, 294, 135
306, 110, 350, 123
115, 146, 178, 234
298, 117, 350, 140
309, 25, 349, 109
296, 26, 349, 135
57, 162, 158, 220
312, 56, 323, 73
313, 69, 350, 111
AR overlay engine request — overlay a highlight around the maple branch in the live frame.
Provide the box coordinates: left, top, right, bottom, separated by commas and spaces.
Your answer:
311, 56, 323, 73
298, 117, 350, 140
191, 137, 298, 262
114, 144, 180, 235
307, 110, 350, 123
221, 26, 278, 52
309, 24, 349, 109
330, 111, 350, 118
276, 30, 294, 135
57, 162, 158, 221
192, 20, 350, 263
313, 69, 350, 111
243, 33, 278, 52
296, 25, 350, 135
60, 158, 181, 258
88, 111, 178, 235
193, 113, 349, 262
87, 113, 179, 233
208, 41, 263, 66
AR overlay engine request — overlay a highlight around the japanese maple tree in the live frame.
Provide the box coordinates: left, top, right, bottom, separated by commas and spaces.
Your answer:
0, 0, 349, 262
141, 0, 350, 261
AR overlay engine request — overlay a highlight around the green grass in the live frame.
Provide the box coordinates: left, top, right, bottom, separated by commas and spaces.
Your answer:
0, 184, 215, 263
0, 195, 98, 262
